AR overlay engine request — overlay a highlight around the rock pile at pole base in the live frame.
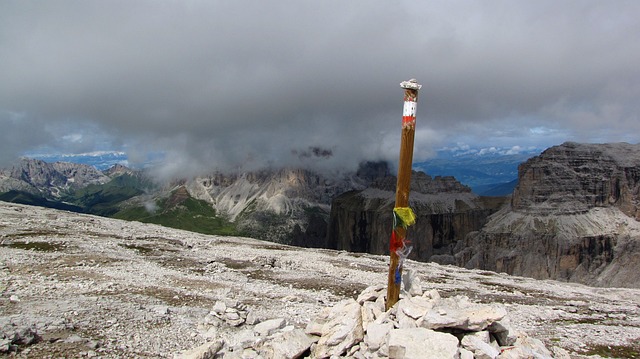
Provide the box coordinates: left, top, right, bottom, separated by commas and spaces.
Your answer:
178, 283, 569, 359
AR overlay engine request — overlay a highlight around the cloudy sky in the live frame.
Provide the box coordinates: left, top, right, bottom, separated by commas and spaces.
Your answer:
1, 1, 639, 177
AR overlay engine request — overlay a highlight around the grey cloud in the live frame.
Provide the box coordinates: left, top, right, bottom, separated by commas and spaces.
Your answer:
1, 1, 639, 175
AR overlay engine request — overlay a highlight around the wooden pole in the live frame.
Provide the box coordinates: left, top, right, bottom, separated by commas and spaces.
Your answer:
386, 79, 421, 310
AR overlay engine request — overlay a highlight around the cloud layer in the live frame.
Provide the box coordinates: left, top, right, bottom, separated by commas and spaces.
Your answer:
1, 1, 639, 176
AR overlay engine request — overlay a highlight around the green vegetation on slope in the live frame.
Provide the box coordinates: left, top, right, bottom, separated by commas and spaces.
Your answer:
67, 174, 152, 216
0, 190, 83, 212
113, 195, 239, 236
2, 175, 238, 237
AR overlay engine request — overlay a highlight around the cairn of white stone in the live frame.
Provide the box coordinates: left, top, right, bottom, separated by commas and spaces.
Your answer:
178, 283, 566, 359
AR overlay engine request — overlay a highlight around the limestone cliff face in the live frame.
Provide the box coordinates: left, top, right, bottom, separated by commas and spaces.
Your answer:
459, 142, 640, 288
326, 171, 504, 262
512, 142, 640, 218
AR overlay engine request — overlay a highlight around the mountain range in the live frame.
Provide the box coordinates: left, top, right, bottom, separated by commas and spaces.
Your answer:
3, 142, 640, 290
27, 146, 540, 196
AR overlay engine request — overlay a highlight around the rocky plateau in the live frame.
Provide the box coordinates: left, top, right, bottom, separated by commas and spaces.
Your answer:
1, 202, 640, 358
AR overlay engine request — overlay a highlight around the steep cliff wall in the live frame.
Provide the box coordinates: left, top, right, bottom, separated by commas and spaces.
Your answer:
326, 171, 504, 262
459, 142, 640, 288
512, 142, 640, 218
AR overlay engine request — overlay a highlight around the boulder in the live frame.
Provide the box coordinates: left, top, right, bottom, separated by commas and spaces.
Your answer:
461, 331, 500, 359
254, 318, 286, 337
259, 329, 314, 359
364, 322, 393, 351
176, 340, 223, 359
388, 328, 459, 359
312, 298, 364, 358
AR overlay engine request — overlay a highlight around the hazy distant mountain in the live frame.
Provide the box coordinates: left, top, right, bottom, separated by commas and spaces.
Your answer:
26, 151, 130, 170
414, 146, 542, 195
24, 146, 539, 196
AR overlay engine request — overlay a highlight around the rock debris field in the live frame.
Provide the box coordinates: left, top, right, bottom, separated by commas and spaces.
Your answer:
1, 202, 639, 358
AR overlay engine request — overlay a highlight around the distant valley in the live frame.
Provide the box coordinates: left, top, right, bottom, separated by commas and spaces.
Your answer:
415, 146, 541, 195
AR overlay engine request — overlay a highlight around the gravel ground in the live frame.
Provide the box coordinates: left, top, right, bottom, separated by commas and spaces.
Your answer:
1, 202, 639, 358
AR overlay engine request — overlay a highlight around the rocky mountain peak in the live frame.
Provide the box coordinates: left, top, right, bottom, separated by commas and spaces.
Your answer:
7, 158, 67, 188
459, 142, 640, 288
51, 161, 110, 188
0, 158, 109, 197
356, 161, 391, 182
104, 163, 134, 177
512, 142, 640, 218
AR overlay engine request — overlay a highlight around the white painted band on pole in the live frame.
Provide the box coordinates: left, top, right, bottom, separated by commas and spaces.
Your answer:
403, 101, 417, 117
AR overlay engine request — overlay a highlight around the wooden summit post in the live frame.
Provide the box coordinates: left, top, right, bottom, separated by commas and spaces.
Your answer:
386, 78, 422, 311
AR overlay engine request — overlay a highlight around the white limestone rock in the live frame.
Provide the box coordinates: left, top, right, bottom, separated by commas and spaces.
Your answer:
259, 328, 314, 359
421, 296, 507, 331
461, 331, 500, 359
459, 347, 475, 359
176, 340, 223, 359
388, 328, 459, 359
496, 332, 556, 359
312, 298, 365, 358
398, 297, 430, 320
212, 301, 226, 315
364, 321, 393, 351
254, 318, 286, 337
357, 284, 385, 304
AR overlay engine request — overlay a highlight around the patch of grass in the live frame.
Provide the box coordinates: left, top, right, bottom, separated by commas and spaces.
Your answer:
582, 344, 640, 358
2, 240, 66, 252
119, 243, 155, 254
218, 258, 255, 270
5, 230, 61, 238
0, 191, 83, 212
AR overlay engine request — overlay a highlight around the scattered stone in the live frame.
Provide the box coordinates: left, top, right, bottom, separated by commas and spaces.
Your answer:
155, 305, 171, 316
488, 317, 517, 346
244, 310, 259, 325
421, 296, 507, 331
212, 301, 226, 315
0, 338, 11, 353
